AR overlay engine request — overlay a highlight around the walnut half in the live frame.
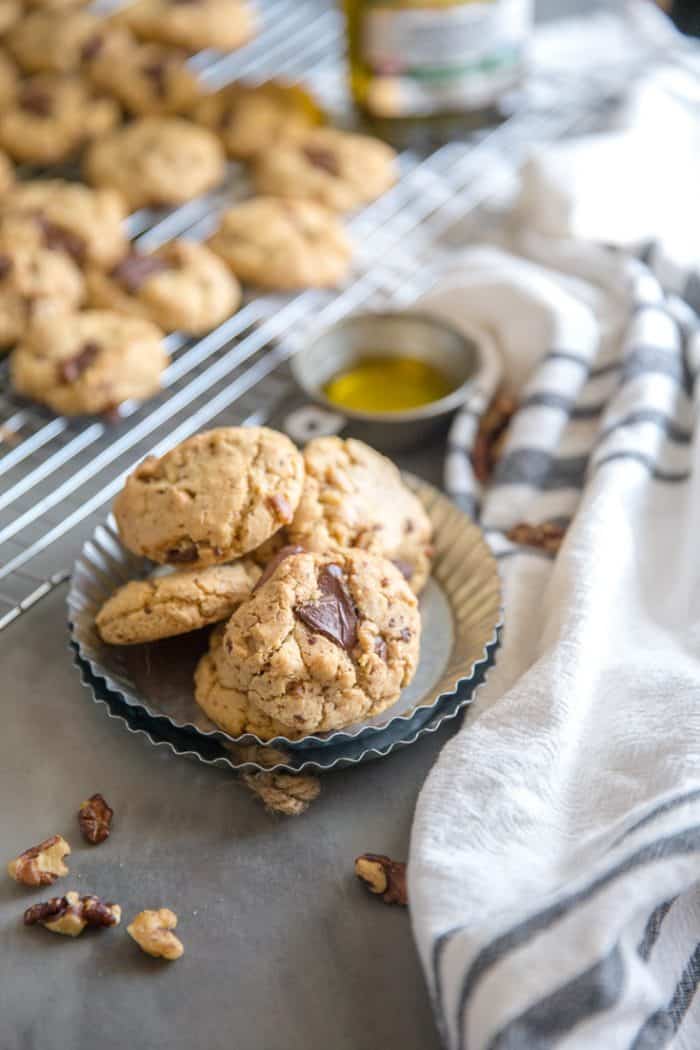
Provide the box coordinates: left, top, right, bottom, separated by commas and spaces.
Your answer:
8, 835, 71, 887
127, 909, 184, 960
354, 854, 407, 906
24, 891, 121, 937
78, 793, 113, 844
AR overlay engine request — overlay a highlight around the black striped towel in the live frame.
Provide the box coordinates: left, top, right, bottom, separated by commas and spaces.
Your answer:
408, 105, 700, 1049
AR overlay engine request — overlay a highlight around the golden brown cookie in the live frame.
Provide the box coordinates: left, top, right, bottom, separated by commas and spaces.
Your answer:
115, 0, 255, 51
10, 310, 168, 415
0, 243, 84, 350
96, 560, 261, 644
289, 437, 433, 594
88, 36, 202, 117
1, 179, 128, 269
0, 74, 119, 164
190, 81, 319, 160
253, 128, 397, 212
86, 239, 240, 334
6, 9, 106, 74
0, 49, 19, 108
221, 549, 421, 736
194, 624, 296, 739
208, 197, 351, 290
113, 426, 305, 567
83, 117, 226, 210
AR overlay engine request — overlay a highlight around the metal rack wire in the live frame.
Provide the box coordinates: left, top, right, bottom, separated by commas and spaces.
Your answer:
0, 2, 652, 629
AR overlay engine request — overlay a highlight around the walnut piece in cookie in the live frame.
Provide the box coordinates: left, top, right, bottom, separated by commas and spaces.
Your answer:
78, 794, 113, 844
97, 560, 261, 645
207, 197, 351, 291
221, 549, 420, 735
10, 310, 168, 416
8, 834, 70, 887
127, 908, 183, 960
86, 239, 241, 336
355, 854, 407, 906
24, 891, 121, 936
113, 426, 305, 567
253, 127, 397, 213
289, 436, 433, 594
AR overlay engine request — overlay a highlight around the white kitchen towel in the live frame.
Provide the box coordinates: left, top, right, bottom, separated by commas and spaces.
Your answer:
407, 81, 700, 1050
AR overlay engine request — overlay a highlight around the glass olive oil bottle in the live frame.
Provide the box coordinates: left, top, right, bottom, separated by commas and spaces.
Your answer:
344, 0, 532, 145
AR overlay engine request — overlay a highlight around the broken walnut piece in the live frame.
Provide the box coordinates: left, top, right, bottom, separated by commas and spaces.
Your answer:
506, 520, 567, 554
241, 768, 320, 816
24, 891, 121, 936
78, 793, 113, 844
472, 391, 517, 484
127, 909, 184, 960
8, 835, 70, 887
354, 854, 407, 906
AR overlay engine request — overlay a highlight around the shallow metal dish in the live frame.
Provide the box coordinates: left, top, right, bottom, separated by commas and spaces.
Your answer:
290, 311, 482, 451
68, 475, 502, 752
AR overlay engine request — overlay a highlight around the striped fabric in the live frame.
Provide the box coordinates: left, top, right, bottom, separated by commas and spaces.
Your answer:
407, 233, 700, 1050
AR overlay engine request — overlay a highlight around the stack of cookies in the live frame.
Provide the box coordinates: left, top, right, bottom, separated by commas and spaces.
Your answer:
95, 427, 434, 740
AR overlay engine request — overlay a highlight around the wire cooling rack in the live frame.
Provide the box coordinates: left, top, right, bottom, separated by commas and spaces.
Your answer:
0, 2, 662, 629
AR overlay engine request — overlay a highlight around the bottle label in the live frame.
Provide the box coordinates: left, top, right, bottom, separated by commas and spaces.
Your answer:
360, 0, 532, 116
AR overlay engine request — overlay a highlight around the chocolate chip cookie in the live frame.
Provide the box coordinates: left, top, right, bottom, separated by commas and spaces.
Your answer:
10, 310, 168, 415
84, 117, 226, 210
0, 0, 21, 34
221, 549, 421, 735
0, 149, 14, 196
114, 0, 255, 52
253, 128, 397, 213
6, 10, 106, 73
1, 179, 128, 269
88, 37, 202, 116
0, 48, 19, 107
96, 560, 261, 644
0, 244, 84, 350
86, 239, 240, 334
113, 426, 305, 567
190, 81, 319, 160
194, 624, 296, 739
207, 197, 351, 290
0, 74, 119, 164
289, 437, 433, 594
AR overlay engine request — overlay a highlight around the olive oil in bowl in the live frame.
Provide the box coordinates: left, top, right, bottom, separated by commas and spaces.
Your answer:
324, 355, 454, 414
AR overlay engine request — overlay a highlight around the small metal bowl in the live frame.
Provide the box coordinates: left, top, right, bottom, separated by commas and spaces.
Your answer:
290, 310, 481, 451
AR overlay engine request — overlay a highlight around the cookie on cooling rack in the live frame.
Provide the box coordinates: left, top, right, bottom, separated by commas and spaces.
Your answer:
0, 49, 19, 107
0, 74, 119, 165
220, 548, 421, 736
86, 240, 241, 335
289, 436, 433, 594
0, 148, 13, 196
113, 426, 305, 567
83, 117, 226, 210
114, 0, 255, 53
10, 310, 168, 415
0, 179, 128, 270
190, 81, 319, 160
5, 9, 115, 74
88, 36, 202, 117
253, 127, 397, 213
96, 560, 261, 645
194, 624, 297, 739
0, 243, 84, 350
207, 197, 351, 290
